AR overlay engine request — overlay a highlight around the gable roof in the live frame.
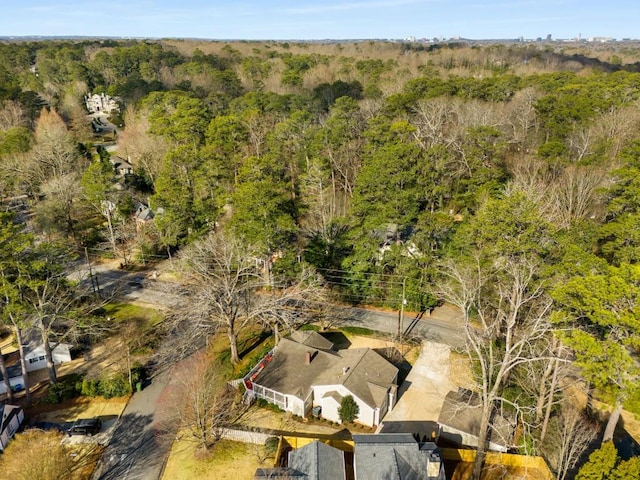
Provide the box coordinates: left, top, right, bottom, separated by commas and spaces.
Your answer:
353, 434, 443, 480
110, 155, 133, 172
254, 467, 305, 479
253, 336, 398, 409
438, 389, 514, 447
0, 404, 22, 435
289, 331, 334, 351
288, 440, 346, 480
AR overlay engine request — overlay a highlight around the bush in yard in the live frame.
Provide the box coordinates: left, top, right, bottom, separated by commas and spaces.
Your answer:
98, 372, 131, 399
81, 378, 100, 397
45, 374, 82, 404
338, 395, 359, 423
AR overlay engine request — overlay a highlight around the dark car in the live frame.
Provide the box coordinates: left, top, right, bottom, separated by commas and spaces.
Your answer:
67, 418, 102, 437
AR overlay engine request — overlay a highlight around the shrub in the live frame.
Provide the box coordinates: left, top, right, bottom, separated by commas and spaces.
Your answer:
81, 378, 99, 397
45, 374, 82, 404
338, 395, 359, 423
98, 372, 131, 399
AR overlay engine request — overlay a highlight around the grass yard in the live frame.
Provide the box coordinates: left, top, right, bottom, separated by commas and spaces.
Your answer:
162, 439, 269, 480
102, 302, 164, 327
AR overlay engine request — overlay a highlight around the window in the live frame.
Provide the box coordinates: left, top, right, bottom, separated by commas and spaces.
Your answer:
28, 357, 39, 364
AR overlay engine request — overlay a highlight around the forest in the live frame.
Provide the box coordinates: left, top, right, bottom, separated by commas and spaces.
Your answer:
2, 38, 640, 478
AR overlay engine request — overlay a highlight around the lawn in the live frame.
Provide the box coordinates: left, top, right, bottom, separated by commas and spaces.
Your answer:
162, 439, 269, 480
102, 302, 164, 326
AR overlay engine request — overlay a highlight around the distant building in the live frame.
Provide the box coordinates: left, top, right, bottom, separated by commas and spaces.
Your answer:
85, 93, 120, 114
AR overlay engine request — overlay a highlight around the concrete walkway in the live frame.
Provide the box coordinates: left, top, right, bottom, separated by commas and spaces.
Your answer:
383, 341, 457, 425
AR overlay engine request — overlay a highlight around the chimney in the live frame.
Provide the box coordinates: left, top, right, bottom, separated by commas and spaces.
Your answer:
306, 351, 311, 365
342, 367, 349, 375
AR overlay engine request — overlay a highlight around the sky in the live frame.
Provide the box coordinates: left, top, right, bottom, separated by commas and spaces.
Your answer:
1, 0, 638, 41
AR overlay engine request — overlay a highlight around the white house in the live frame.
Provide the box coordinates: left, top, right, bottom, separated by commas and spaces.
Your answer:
85, 93, 120, 114
0, 404, 24, 451
24, 342, 72, 373
244, 332, 398, 427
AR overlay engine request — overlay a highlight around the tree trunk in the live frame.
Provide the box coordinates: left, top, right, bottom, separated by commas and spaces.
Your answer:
602, 401, 623, 442
274, 323, 280, 345
41, 330, 58, 385
228, 330, 240, 365
472, 405, 492, 480
540, 357, 560, 441
15, 327, 31, 405
535, 355, 556, 424
0, 346, 14, 403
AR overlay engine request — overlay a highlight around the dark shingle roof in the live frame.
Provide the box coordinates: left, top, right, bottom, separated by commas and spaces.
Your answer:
353, 434, 444, 480
253, 337, 398, 409
288, 441, 346, 480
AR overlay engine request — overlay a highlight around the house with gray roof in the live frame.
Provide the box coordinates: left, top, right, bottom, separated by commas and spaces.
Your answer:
245, 332, 398, 427
288, 440, 346, 480
437, 389, 514, 453
353, 433, 445, 480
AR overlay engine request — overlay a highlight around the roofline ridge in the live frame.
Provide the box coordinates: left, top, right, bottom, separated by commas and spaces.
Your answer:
339, 347, 369, 384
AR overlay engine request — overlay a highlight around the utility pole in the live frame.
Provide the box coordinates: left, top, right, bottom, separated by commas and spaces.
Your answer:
397, 277, 406, 341
85, 247, 96, 296
85, 246, 101, 298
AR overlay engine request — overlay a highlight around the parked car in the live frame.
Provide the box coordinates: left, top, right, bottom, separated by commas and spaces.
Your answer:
67, 418, 102, 437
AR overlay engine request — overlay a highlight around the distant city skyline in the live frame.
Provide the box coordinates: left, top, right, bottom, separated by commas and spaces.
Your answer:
1, 1, 637, 41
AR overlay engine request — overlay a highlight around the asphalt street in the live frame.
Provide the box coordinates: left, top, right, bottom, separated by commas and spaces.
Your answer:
92, 368, 175, 480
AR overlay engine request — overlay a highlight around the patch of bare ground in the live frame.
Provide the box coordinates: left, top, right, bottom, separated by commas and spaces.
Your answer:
449, 351, 476, 390
564, 382, 640, 444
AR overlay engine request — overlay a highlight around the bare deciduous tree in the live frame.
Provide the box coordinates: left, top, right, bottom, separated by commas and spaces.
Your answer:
160, 352, 238, 451
168, 230, 325, 365
542, 402, 598, 480
0, 429, 97, 480
439, 254, 553, 480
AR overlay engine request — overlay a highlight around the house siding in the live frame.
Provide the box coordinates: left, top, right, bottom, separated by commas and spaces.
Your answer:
312, 384, 378, 427
25, 344, 71, 373
0, 406, 23, 451
0, 374, 26, 395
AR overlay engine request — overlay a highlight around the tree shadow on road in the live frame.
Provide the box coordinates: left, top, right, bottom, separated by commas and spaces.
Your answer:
95, 412, 174, 480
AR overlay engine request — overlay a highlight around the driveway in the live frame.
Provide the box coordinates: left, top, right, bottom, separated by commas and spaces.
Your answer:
92, 368, 176, 480
382, 341, 457, 426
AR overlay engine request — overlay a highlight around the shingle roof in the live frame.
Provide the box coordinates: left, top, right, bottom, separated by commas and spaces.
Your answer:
253, 336, 398, 409
438, 389, 514, 447
353, 434, 444, 480
254, 467, 305, 479
289, 331, 335, 351
288, 441, 345, 480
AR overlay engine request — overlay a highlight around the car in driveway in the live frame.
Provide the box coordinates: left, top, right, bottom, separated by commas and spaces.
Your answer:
67, 418, 102, 437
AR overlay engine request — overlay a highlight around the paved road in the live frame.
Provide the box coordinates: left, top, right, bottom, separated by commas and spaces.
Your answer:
92, 368, 175, 480
337, 304, 465, 348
